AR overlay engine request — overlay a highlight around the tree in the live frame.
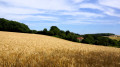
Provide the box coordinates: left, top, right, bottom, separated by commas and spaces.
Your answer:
29, 30, 37, 34
82, 38, 92, 44
82, 35, 95, 44
48, 31, 54, 36
66, 30, 70, 35
43, 28, 48, 35
0, 18, 30, 33
37, 31, 43, 34
59, 30, 66, 38
86, 33, 115, 36
50, 26, 60, 35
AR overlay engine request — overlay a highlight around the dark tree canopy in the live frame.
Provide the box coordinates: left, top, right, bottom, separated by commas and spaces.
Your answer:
86, 33, 115, 36
81, 34, 120, 47
43, 28, 48, 35
50, 26, 60, 35
0, 18, 30, 33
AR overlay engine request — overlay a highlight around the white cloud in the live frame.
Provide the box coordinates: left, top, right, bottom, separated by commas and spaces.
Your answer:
0, 0, 62, 21
78, 3, 120, 17
0, 0, 119, 25
103, 8, 120, 17
98, 0, 120, 9
1, 0, 73, 11
0, 6, 45, 15
97, 0, 120, 17
61, 11, 104, 17
0, 14, 58, 21
0, 0, 105, 22
72, 0, 84, 3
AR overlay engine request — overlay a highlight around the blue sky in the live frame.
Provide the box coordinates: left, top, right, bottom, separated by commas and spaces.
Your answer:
0, 0, 120, 35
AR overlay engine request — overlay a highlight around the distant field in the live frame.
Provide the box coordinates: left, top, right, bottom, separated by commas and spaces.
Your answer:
108, 35, 120, 41
0, 31, 120, 67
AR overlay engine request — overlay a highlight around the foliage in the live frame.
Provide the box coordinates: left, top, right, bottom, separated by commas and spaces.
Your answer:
0, 18, 30, 33
86, 33, 115, 36
81, 34, 120, 47
29, 30, 37, 34
48, 26, 79, 42
49, 26, 60, 35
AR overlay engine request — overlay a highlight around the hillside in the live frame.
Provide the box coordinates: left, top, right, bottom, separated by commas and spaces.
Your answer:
1, 18, 120, 48
108, 35, 120, 41
0, 31, 120, 67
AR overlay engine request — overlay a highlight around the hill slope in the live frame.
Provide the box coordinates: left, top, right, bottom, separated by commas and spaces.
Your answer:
108, 35, 120, 41
0, 31, 120, 67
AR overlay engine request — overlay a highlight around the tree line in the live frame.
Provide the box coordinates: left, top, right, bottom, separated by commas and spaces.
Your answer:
81, 34, 120, 47
0, 18, 30, 33
0, 18, 120, 48
36, 26, 80, 42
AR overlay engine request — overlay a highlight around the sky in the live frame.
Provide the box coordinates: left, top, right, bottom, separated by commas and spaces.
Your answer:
0, 0, 120, 35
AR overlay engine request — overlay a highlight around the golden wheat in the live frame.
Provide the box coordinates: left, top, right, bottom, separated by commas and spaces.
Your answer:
0, 31, 120, 67
109, 36, 120, 41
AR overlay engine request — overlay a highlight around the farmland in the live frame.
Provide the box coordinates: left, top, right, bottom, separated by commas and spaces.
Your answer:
0, 31, 120, 67
108, 35, 120, 41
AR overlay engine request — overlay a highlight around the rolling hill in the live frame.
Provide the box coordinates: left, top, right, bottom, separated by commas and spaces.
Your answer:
0, 31, 120, 67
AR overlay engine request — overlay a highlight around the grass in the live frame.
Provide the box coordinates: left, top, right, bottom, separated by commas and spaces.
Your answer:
0, 31, 120, 67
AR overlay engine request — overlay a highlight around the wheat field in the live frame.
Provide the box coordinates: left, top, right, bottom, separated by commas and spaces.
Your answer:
109, 36, 120, 41
0, 31, 120, 67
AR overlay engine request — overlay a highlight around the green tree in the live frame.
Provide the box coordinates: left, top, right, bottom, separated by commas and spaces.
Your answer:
66, 30, 70, 35
0, 18, 30, 33
82, 35, 95, 44
29, 30, 37, 34
59, 30, 66, 39
43, 28, 48, 35
50, 26, 60, 35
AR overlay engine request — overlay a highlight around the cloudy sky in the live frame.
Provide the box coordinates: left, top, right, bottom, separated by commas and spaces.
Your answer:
0, 0, 120, 35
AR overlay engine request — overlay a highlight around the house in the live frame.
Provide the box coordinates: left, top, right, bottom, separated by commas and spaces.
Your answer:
77, 37, 84, 41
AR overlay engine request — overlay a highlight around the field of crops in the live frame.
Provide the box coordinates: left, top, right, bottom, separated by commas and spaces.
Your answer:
0, 31, 120, 67
109, 36, 120, 41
